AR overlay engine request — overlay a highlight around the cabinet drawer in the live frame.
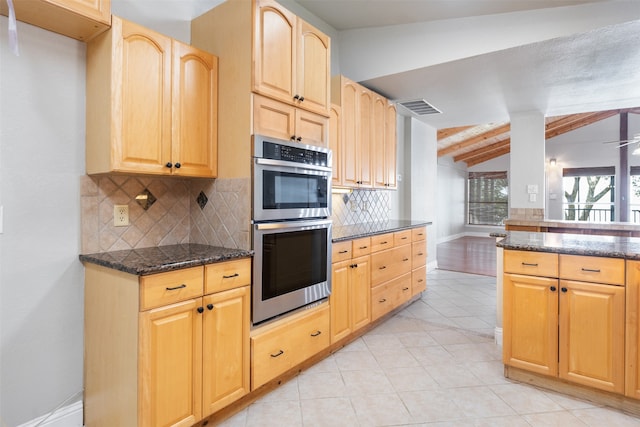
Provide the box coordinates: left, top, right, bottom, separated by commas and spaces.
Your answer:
371, 233, 394, 252
504, 250, 558, 278
412, 241, 427, 269
394, 230, 412, 246
251, 304, 330, 389
205, 258, 252, 294
559, 255, 625, 285
412, 226, 427, 242
352, 237, 372, 257
332, 241, 352, 263
140, 267, 204, 311
412, 266, 427, 295
370, 244, 412, 286
371, 273, 412, 321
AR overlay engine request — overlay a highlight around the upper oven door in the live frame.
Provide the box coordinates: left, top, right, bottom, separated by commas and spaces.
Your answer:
253, 160, 331, 221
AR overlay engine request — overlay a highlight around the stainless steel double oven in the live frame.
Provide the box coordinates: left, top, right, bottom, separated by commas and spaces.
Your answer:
251, 135, 332, 324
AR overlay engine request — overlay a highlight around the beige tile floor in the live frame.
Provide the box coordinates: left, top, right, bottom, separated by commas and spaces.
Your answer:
220, 270, 640, 426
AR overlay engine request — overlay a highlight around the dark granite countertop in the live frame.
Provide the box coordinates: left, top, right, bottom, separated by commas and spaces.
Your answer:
79, 244, 254, 275
332, 219, 432, 242
497, 231, 640, 260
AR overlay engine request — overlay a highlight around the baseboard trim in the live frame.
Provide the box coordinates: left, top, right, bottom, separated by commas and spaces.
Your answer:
17, 401, 83, 427
494, 326, 503, 347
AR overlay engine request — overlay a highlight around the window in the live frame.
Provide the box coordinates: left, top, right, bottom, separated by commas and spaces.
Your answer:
563, 167, 614, 222
630, 166, 640, 223
468, 171, 508, 225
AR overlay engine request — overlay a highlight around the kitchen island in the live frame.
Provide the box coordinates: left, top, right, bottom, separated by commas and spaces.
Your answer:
498, 231, 640, 415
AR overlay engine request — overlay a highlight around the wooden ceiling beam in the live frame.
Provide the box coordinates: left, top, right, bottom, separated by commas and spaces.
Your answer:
454, 139, 510, 163
465, 145, 511, 167
437, 123, 510, 157
437, 125, 475, 141
546, 110, 620, 139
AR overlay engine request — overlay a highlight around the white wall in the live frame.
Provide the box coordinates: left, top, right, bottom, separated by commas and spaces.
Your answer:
0, 19, 85, 426
510, 111, 546, 209
436, 156, 466, 242
404, 118, 438, 266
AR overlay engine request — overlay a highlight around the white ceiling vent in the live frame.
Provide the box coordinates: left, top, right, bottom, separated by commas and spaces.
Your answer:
398, 99, 441, 115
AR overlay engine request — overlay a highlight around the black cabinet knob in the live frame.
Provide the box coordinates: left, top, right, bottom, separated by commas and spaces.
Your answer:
207, 303, 214, 310
550, 286, 556, 292
174, 162, 181, 169
299, 96, 305, 102
561, 287, 568, 293
291, 135, 296, 141
165, 162, 173, 168
197, 307, 204, 313
296, 136, 302, 142
294, 94, 300, 100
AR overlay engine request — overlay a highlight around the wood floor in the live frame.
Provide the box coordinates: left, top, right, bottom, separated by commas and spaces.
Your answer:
436, 236, 497, 276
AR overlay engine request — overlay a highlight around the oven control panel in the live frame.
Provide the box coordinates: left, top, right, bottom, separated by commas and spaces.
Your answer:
263, 141, 328, 167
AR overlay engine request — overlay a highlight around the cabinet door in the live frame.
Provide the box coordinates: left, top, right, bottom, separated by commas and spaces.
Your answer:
253, 0, 296, 102
253, 94, 296, 142
329, 104, 342, 186
51, 0, 110, 22
116, 19, 172, 175
503, 273, 558, 377
351, 255, 371, 332
372, 95, 387, 188
559, 280, 624, 394
295, 108, 328, 147
385, 103, 398, 188
296, 19, 330, 115
172, 42, 218, 177
202, 286, 250, 415
139, 299, 203, 427
330, 260, 351, 343
357, 88, 373, 187
341, 79, 359, 187
626, 260, 640, 398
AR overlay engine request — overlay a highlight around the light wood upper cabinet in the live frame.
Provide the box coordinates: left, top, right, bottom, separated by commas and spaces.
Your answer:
332, 75, 398, 189
86, 16, 218, 177
0, 0, 111, 41
253, 94, 328, 146
253, 0, 330, 116
329, 104, 342, 185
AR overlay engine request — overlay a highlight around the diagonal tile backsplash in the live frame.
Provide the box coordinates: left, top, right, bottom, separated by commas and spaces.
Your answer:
331, 189, 391, 226
80, 175, 251, 254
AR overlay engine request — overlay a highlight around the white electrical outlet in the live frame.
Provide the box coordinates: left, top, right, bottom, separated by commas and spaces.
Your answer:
114, 205, 129, 226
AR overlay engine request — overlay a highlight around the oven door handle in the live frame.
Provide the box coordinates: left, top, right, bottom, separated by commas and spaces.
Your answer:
255, 157, 332, 172
255, 219, 332, 230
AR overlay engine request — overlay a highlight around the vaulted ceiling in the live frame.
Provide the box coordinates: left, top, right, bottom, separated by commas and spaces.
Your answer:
437, 108, 640, 167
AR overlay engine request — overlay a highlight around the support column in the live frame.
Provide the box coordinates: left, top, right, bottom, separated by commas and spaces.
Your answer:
509, 111, 546, 220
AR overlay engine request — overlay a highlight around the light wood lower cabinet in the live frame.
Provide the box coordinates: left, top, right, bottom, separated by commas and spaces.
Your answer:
503, 250, 625, 394
627, 260, 640, 398
330, 238, 371, 343
411, 226, 427, 296
251, 304, 330, 390
84, 258, 251, 426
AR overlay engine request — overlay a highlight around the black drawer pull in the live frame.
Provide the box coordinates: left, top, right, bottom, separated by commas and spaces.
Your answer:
339, 250, 349, 254
403, 258, 409, 261
418, 252, 424, 256
581, 268, 601, 273
401, 237, 408, 240
379, 266, 387, 270
418, 279, 424, 283
379, 298, 387, 303
521, 262, 538, 267
402, 287, 409, 291
381, 241, 388, 244
359, 246, 368, 249
270, 350, 284, 358
166, 284, 186, 291
310, 330, 322, 337
223, 273, 239, 279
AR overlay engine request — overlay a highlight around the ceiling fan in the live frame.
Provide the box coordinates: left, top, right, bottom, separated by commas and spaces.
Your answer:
603, 133, 640, 154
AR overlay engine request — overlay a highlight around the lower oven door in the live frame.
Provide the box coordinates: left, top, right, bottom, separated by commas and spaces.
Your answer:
252, 218, 332, 324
